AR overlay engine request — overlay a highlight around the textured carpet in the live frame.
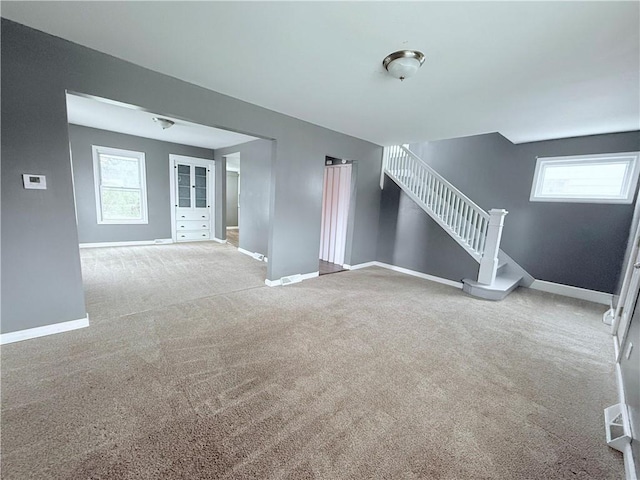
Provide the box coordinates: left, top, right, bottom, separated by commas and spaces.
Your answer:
226, 229, 239, 248
1, 242, 623, 479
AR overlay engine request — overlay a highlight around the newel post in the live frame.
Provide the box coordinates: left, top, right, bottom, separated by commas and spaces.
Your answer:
477, 209, 508, 285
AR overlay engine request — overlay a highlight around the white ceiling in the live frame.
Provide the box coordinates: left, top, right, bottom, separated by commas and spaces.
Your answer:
5, 2, 639, 145
66, 94, 258, 149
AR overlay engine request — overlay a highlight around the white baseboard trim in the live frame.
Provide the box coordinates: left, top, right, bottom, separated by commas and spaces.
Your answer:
79, 239, 172, 248
376, 262, 464, 289
265, 271, 319, 287
344, 261, 463, 289
529, 280, 612, 305
613, 354, 638, 480
226, 226, 239, 230
343, 261, 378, 271
238, 247, 267, 262
212, 237, 227, 244
623, 443, 638, 480
0, 315, 90, 345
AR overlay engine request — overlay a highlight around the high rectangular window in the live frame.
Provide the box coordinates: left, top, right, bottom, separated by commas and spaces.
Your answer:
530, 152, 640, 204
92, 146, 148, 224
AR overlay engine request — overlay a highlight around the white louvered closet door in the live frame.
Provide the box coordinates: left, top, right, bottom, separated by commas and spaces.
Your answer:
319, 164, 352, 265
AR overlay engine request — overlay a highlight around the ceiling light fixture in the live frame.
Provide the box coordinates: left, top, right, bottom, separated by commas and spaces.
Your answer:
153, 117, 175, 130
382, 50, 425, 81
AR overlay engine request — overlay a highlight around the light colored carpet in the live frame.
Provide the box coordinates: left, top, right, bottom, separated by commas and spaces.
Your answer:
1, 242, 623, 479
226, 229, 239, 248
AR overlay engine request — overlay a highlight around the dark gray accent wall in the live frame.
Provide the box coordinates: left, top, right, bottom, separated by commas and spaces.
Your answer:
1, 19, 381, 334
398, 131, 640, 293
226, 172, 239, 227
377, 176, 479, 282
69, 124, 213, 244
215, 140, 273, 256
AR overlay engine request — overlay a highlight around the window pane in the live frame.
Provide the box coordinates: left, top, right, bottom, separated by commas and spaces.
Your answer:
540, 162, 629, 197
101, 188, 142, 220
178, 185, 191, 207
195, 167, 207, 208
100, 155, 141, 188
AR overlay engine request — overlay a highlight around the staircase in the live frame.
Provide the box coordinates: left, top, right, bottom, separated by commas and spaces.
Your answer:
382, 145, 533, 300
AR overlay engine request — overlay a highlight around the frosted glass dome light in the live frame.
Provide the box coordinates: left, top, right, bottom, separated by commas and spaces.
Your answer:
383, 50, 425, 81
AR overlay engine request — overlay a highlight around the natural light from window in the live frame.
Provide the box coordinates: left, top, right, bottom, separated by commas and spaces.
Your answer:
530, 153, 640, 204
92, 146, 148, 224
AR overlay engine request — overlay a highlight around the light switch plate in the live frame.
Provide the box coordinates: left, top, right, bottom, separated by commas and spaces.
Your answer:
23, 174, 47, 190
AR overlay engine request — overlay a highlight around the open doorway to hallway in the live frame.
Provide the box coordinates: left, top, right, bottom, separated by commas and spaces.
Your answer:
319, 156, 352, 276
225, 152, 240, 247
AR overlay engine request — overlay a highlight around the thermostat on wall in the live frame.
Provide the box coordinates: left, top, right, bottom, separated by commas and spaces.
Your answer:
22, 174, 47, 190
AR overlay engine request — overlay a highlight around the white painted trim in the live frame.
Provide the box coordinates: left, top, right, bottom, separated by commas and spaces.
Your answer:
375, 262, 464, 289
79, 239, 172, 248
212, 237, 227, 244
1, 316, 89, 345
623, 443, 638, 480
613, 357, 638, 480
237, 247, 266, 262
92, 145, 149, 224
226, 226, 239, 230
169, 157, 177, 242
615, 347, 627, 406
264, 271, 319, 287
613, 335, 621, 362
529, 280, 612, 305
169, 155, 215, 243
343, 261, 463, 289
384, 169, 483, 263
343, 261, 378, 270
530, 152, 640, 204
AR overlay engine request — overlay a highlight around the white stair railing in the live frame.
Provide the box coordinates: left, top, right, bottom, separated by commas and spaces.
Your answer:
382, 145, 507, 285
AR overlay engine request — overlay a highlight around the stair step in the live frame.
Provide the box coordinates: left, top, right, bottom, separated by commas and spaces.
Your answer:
462, 272, 522, 301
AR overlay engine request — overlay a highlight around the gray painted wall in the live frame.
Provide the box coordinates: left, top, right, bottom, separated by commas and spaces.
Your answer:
226, 172, 239, 227
377, 176, 479, 283
1, 19, 382, 334
397, 131, 640, 293
69, 124, 214, 244
216, 140, 272, 256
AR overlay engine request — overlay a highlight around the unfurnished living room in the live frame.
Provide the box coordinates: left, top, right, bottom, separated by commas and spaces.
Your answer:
1, 2, 639, 479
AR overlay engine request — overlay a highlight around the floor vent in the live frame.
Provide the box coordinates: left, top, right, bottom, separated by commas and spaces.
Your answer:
604, 403, 632, 452
281, 274, 303, 286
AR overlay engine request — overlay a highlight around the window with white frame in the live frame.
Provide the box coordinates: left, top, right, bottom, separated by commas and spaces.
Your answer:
92, 146, 148, 224
530, 152, 640, 204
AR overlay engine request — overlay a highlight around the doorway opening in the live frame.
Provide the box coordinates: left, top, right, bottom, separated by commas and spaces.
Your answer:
319, 157, 352, 275
225, 153, 241, 248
